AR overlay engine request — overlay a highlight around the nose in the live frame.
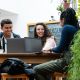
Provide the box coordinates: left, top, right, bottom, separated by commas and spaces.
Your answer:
39, 29, 43, 32
7, 28, 12, 32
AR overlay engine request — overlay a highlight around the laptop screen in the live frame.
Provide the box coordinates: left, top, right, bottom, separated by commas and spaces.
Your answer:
24, 37, 42, 53
7, 38, 25, 53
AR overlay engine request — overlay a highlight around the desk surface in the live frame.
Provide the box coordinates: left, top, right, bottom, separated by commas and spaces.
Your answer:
0, 53, 61, 64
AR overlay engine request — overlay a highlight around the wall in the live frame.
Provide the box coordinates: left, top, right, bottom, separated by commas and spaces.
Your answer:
0, 0, 60, 37
0, 9, 18, 32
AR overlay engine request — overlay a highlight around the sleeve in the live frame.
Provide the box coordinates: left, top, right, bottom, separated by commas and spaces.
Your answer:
52, 26, 70, 53
42, 36, 56, 51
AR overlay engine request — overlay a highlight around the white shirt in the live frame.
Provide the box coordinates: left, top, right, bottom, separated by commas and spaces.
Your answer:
2, 33, 14, 53
42, 36, 56, 51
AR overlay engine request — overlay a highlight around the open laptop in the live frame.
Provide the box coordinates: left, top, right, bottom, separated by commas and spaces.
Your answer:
7, 38, 25, 53
24, 37, 42, 53
7, 38, 42, 53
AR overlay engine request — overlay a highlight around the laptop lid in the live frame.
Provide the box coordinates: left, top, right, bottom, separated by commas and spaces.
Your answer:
7, 38, 25, 53
25, 37, 42, 53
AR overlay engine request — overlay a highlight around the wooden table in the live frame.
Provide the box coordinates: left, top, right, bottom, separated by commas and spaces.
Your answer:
0, 53, 61, 64
0, 53, 63, 80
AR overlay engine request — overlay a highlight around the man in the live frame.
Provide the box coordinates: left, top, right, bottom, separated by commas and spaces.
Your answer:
0, 19, 20, 52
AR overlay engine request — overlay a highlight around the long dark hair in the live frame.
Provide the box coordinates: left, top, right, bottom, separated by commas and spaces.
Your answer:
60, 8, 79, 28
34, 23, 52, 46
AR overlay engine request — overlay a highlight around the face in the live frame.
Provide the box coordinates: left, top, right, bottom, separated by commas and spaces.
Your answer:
1, 24, 13, 37
36, 25, 45, 38
60, 18, 64, 27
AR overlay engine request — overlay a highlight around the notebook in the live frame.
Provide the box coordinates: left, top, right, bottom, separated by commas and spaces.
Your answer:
24, 37, 42, 53
7, 38, 42, 53
7, 38, 25, 53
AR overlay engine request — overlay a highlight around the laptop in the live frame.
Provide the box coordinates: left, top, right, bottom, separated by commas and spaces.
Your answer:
7, 38, 25, 53
24, 37, 42, 53
7, 38, 42, 53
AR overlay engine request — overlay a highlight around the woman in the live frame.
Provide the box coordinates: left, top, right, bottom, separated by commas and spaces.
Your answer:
34, 23, 56, 51
29, 23, 56, 80
33, 8, 79, 80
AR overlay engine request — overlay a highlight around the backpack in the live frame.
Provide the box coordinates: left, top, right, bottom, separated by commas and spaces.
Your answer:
0, 58, 30, 75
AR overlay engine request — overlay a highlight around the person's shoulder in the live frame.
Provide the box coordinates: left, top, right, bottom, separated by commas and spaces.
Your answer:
65, 25, 78, 30
63, 25, 78, 34
63, 25, 75, 31
64, 25, 75, 29
13, 33, 21, 38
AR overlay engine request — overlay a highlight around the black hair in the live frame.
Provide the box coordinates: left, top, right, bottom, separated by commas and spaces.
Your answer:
1, 19, 12, 28
60, 8, 79, 27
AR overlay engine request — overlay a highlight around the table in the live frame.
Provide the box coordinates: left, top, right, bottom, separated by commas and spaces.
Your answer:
0, 53, 61, 64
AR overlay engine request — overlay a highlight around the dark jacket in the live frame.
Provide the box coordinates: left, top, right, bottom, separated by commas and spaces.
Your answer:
0, 32, 20, 51
52, 25, 78, 53
0, 32, 20, 38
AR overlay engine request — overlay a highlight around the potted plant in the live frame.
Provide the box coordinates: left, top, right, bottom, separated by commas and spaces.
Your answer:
68, 30, 80, 80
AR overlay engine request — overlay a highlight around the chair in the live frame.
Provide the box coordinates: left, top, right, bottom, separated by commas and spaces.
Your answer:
1, 73, 29, 80
52, 72, 67, 80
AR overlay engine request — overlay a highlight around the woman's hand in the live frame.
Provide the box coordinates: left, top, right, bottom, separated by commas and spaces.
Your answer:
42, 50, 50, 53
42, 49, 54, 54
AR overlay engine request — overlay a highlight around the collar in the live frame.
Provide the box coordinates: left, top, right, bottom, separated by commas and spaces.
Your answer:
2, 33, 14, 39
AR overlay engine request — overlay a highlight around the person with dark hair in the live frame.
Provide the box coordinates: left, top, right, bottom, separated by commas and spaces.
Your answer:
33, 8, 79, 80
0, 19, 20, 52
29, 23, 56, 80
34, 23, 56, 51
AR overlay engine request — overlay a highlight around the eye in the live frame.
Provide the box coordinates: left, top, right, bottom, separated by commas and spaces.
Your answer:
5, 27, 8, 29
36, 28, 40, 31
42, 28, 44, 30
9, 27, 12, 29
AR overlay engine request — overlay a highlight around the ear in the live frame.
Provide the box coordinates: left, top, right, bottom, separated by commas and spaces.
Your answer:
62, 18, 65, 24
61, 18, 64, 22
60, 18, 65, 27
